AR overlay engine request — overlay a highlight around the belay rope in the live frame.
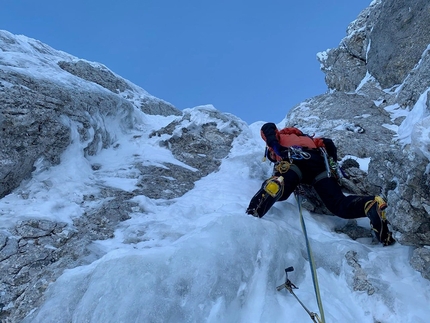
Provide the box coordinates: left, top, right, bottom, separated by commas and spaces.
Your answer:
296, 188, 326, 322
267, 146, 326, 322
276, 186, 326, 323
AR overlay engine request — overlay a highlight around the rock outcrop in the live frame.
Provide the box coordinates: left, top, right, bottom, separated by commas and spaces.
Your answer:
0, 30, 241, 322
0, 30, 180, 200
289, 0, 430, 278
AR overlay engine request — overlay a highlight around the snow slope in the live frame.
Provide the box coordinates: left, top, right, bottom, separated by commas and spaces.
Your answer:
0, 107, 426, 323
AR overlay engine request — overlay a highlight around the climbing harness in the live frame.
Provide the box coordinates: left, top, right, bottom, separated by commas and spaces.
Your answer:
275, 161, 303, 181
277, 188, 326, 323
318, 147, 346, 185
277, 267, 323, 323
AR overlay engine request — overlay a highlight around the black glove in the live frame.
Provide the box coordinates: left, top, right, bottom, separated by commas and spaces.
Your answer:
329, 157, 346, 179
322, 138, 338, 161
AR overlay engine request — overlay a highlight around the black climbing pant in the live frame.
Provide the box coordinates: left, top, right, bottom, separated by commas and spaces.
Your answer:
247, 149, 373, 218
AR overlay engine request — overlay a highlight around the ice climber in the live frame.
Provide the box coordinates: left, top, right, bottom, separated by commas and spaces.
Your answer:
246, 122, 395, 246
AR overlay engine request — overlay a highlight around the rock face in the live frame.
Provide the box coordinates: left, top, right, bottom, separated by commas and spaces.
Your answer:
319, 0, 430, 93
0, 30, 180, 200
366, 0, 430, 89
145, 108, 242, 199
0, 30, 240, 322
1, 0, 430, 320
0, 68, 133, 200
290, 0, 430, 279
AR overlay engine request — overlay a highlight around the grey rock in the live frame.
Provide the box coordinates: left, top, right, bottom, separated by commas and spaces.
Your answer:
0, 234, 19, 262
318, 47, 367, 92
345, 250, 375, 295
292, 0, 430, 280
396, 47, 430, 108
58, 60, 133, 94
287, 92, 394, 159
368, 149, 430, 246
139, 95, 182, 117
14, 219, 57, 238
319, 0, 430, 92
0, 29, 182, 199
317, 0, 382, 91
367, 0, 430, 88
335, 220, 373, 241
341, 166, 373, 195
0, 104, 242, 322
410, 247, 430, 280
134, 163, 197, 200
75, 190, 135, 241
58, 60, 181, 117
0, 68, 135, 198
1, 220, 79, 321
0, 192, 136, 322
139, 107, 243, 199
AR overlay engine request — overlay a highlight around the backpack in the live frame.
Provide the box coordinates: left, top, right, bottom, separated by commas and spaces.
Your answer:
261, 125, 335, 162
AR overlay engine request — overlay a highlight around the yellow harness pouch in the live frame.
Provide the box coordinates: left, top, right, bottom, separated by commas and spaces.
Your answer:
264, 176, 284, 197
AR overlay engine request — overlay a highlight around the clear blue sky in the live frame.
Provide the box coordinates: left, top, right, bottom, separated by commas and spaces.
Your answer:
1, 0, 370, 124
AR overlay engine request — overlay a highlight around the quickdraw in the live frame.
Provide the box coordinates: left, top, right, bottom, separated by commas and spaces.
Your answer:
277, 267, 323, 323
288, 146, 311, 161
319, 147, 331, 178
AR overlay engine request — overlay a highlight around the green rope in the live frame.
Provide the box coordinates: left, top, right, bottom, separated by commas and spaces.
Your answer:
295, 191, 326, 323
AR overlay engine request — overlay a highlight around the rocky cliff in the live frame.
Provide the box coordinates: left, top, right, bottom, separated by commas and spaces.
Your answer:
286, 0, 430, 279
0, 30, 242, 321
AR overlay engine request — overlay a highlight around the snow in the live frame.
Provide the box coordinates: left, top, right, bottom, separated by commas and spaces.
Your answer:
397, 89, 430, 145
2, 30, 430, 323
355, 72, 375, 92
383, 88, 430, 164
0, 104, 428, 322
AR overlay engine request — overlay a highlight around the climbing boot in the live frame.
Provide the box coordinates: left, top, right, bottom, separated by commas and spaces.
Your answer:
246, 176, 284, 218
364, 196, 395, 246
